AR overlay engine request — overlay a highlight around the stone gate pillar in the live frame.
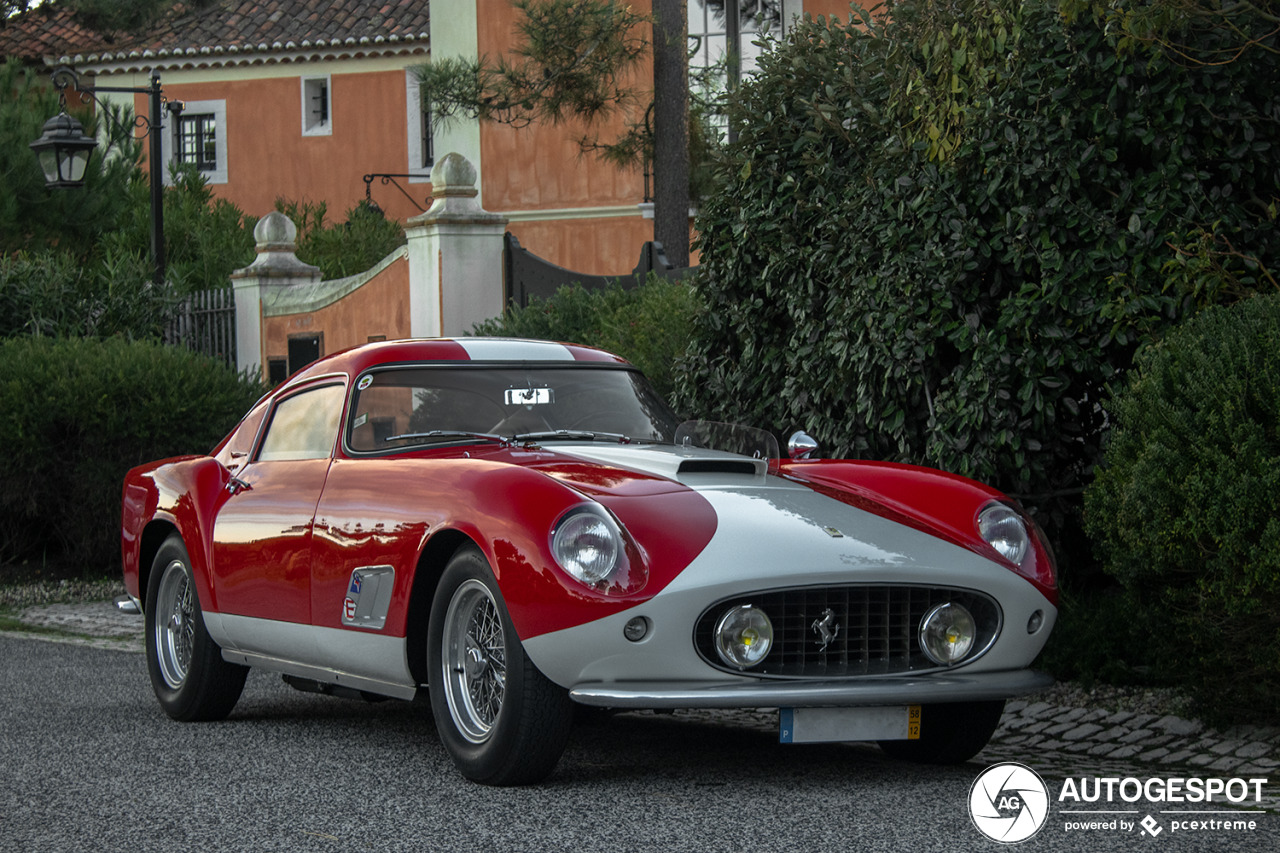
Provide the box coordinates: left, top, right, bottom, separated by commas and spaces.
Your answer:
230, 211, 321, 379
404, 153, 508, 337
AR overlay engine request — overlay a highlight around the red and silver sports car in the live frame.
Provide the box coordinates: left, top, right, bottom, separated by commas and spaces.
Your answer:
121, 338, 1057, 785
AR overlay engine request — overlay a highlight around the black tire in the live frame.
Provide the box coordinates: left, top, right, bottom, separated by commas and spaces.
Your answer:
877, 700, 1005, 764
427, 546, 573, 786
145, 533, 248, 722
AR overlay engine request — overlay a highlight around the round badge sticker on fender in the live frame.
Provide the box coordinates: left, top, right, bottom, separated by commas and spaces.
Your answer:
969, 762, 1050, 844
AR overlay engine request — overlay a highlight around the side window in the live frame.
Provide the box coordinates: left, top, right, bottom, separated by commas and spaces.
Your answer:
214, 399, 270, 468
258, 385, 346, 462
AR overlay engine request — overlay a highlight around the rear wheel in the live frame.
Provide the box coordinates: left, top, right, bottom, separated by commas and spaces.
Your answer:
427, 546, 573, 785
878, 700, 1005, 764
145, 533, 247, 721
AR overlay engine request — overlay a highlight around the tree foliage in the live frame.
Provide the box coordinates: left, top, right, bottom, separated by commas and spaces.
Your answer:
676, 0, 1280, 563
274, 198, 407, 281
416, 0, 649, 130
1062, 0, 1280, 63
0, 58, 139, 259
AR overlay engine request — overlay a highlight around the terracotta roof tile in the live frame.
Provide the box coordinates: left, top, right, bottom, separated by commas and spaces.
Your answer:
1, 1, 431, 64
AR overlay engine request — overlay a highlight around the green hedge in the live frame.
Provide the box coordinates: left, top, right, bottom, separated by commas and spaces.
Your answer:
0, 338, 265, 575
472, 276, 699, 404
675, 0, 1280, 562
1085, 294, 1280, 722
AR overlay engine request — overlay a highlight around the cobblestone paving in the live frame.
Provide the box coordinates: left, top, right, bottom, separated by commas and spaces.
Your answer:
7, 600, 1279, 814
983, 699, 1280, 813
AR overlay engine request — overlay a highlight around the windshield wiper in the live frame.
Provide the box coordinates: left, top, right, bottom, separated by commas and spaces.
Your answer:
384, 430, 506, 445
511, 430, 632, 444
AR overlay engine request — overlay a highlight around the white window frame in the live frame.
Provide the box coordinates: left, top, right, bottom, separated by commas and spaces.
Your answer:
405, 70, 432, 183
301, 75, 333, 136
166, 98, 228, 185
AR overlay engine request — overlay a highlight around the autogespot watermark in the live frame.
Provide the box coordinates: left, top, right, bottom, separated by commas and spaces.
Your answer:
969, 764, 1271, 843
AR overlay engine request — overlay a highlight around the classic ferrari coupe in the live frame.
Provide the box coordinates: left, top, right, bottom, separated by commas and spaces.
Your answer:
120, 338, 1057, 785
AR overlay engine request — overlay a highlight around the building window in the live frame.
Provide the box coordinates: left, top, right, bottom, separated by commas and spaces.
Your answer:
176, 114, 217, 170
167, 99, 227, 184
405, 70, 433, 182
689, 1, 782, 138
302, 76, 332, 136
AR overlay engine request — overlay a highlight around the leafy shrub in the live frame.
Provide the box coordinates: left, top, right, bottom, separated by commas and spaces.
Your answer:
675, 0, 1280, 564
1085, 294, 1280, 722
98, 164, 257, 294
472, 275, 698, 403
274, 198, 407, 280
0, 250, 174, 339
0, 338, 265, 574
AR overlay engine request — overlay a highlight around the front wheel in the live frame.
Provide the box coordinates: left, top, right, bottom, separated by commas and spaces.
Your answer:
145, 533, 248, 721
427, 546, 573, 785
878, 700, 1005, 764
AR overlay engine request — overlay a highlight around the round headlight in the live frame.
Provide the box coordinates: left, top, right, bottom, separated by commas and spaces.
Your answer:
714, 604, 774, 669
977, 503, 1029, 564
919, 602, 976, 665
552, 509, 619, 585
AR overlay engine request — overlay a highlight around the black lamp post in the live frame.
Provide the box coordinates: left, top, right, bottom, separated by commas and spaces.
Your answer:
30, 67, 178, 286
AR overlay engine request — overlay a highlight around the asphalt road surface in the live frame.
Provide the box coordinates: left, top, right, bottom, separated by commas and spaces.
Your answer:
2, 635, 1275, 852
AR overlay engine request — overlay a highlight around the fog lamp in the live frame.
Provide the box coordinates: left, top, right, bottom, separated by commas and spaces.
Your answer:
919, 602, 976, 665
714, 605, 773, 669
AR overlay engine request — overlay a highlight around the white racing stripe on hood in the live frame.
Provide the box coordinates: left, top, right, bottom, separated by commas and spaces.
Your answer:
553, 443, 767, 482
555, 443, 1020, 592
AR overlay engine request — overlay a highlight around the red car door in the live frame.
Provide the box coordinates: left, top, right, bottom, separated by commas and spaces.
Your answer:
210, 382, 346, 624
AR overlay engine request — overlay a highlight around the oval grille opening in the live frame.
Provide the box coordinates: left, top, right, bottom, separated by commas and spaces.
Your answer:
694, 585, 1002, 678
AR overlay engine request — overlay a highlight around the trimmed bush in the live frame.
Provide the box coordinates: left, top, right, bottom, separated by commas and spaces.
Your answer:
1085, 294, 1280, 722
472, 275, 699, 403
0, 338, 265, 575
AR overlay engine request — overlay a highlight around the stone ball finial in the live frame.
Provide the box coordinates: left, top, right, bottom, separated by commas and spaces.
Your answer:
254, 210, 298, 249
431, 152, 478, 198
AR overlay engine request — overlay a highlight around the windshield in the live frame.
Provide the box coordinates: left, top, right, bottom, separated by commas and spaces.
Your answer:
346, 365, 681, 452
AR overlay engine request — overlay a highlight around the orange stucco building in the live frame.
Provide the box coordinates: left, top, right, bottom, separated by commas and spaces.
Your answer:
14, 0, 864, 275
8, 1, 867, 377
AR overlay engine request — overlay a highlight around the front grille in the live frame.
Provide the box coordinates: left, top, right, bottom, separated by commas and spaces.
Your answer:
694, 585, 1001, 678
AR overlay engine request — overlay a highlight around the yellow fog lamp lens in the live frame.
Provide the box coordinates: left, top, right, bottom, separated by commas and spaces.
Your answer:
919, 602, 976, 665
714, 604, 774, 669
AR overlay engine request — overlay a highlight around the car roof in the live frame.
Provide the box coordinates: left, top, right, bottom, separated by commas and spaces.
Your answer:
284, 338, 629, 386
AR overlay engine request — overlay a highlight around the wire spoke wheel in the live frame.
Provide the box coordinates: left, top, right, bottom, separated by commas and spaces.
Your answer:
427, 546, 573, 785
154, 558, 196, 688
442, 579, 508, 743
144, 533, 247, 722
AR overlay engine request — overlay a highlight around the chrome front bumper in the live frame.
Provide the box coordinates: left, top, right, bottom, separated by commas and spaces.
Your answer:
569, 668, 1053, 709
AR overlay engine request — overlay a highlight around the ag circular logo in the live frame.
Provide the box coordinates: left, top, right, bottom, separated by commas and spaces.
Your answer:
969, 762, 1051, 843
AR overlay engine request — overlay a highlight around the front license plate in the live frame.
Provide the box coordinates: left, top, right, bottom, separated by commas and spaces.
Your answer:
779, 705, 922, 744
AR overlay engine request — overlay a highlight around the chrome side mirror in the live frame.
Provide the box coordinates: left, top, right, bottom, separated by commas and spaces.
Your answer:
787, 431, 819, 460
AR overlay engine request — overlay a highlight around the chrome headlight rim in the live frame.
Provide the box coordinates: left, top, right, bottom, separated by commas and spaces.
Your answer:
550, 505, 622, 586
977, 501, 1030, 566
